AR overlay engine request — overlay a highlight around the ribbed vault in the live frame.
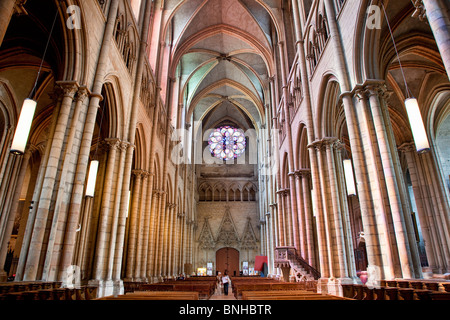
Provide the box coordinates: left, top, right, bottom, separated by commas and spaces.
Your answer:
163, 0, 282, 132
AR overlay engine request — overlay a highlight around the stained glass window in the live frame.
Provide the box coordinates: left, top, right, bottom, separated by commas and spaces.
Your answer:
208, 126, 246, 161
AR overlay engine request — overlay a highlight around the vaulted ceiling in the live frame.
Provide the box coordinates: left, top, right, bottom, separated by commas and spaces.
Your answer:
162, 0, 282, 133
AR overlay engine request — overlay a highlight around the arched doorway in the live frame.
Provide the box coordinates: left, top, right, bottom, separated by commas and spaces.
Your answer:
216, 247, 239, 276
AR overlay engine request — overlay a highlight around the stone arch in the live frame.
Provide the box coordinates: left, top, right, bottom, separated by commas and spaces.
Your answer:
295, 123, 310, 170
60, 0, 89, 84
243, 182, 257, 202
133, 123, 147, 170
214, 182, 228, 202
153, 152, 162, 190
228, 183, 242, 202
315, 74, 341, 139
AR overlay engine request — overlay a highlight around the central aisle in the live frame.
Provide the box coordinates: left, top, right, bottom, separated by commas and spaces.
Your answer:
209, 286, 237, 300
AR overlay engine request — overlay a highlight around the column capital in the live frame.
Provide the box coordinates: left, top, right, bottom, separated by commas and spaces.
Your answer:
152, 189, 162, 198
119, 141, 131, 151
398, 142, 416, 153
307, 139, 323, 151
55, 80, 79, 98
74, 86, 90, 102
333, 140, 345, 151
322, 137, 339, 148
131, 169, 146, 178
411, 0, 427, 21
104, 138, 121, 150
295, 168, 311, 179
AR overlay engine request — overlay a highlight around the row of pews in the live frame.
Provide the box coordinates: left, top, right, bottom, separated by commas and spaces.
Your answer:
107, 277, 219, 300
231, 277, 350, 300
0, 281, 98, 300
96, 291, 199, 300
342, 279, 450, 300
242, 290, 353, 300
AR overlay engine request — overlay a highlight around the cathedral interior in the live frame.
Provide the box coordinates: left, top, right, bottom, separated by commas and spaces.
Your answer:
0, 0, 449, 299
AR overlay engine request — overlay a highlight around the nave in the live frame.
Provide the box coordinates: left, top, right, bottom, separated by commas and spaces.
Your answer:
0, 0, 449, 302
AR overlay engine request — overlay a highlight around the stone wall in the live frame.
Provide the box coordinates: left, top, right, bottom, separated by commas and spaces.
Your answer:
194, 201, 261, 274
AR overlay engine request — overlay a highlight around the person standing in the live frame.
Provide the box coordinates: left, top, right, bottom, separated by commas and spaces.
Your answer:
222, 271, 231, 295
216, 272, 222, 294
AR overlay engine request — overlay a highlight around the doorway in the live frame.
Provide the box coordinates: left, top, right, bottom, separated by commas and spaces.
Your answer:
216, 247, 239, 276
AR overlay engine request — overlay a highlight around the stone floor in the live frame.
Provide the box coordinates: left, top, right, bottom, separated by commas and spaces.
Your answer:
209, 286, 237, 300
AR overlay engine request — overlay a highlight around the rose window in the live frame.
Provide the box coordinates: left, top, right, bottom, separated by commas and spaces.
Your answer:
208, 126, 246, 160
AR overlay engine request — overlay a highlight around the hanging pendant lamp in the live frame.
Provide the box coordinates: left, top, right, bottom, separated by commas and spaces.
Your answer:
382, 3, 430, 154
10, 99, 38, 155
404, 98, 430, 153
85, 160, 99, 198
10, 9, 59, 155
343, 159, 357, 197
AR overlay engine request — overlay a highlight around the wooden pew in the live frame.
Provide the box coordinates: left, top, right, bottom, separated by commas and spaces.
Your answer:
241, 290, 353, 300
340, 279, 450, 301
96, 291, 199, 300
0, 283, 97, 301
140, 282, 215, 299
233, 282, 313, 299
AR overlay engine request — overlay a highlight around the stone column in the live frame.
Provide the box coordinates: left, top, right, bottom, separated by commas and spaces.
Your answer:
299, 169, 316, 267
140, 172, 153, 281
57, 86, 90, 280
147, 189, 160, 280
44, 83, 88, 281
166, 203, 176, 276
421, 0, 450, 79
134, 171, 149, 280
334, 142, 358, 280
366, 84, 416, 279
314, 141, 332, 279
156, 191, 167, 278
294, 171, 307, 258
276, 190, 286, 246
106, 141, 129, 282
15, 87, 63, 281
0, 0, 17, 46
354, 87, 394, 280
324, 138, 349, 279
420, 153, 450, 271
401, 142, 450, 272
92, 138, 121, 280
23, 81, 78, 281
61, 0, 121, 285
283, 189, 294, 247
125, 169, 144, 280
399, 142, 439, 271
118, 0, 154, 279
0, 145, 33, 274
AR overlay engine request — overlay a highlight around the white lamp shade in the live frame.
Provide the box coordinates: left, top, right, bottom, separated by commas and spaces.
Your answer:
85, 160, 99, 197
126, 190, 131, 218
343, 159, 357, 196
405, 98, 430, 153
10, 99, 37, 155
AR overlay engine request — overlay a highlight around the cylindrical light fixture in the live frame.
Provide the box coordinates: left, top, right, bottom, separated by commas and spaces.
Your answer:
85, 160, 99, 197
404, 98, 430, 154
126, 190, 131, 218
343, 159, 357, 197
10, 99, 38, 155
9, 10, 59, 156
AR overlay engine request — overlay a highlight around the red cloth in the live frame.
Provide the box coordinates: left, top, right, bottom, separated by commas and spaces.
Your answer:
254, 256, 268, 271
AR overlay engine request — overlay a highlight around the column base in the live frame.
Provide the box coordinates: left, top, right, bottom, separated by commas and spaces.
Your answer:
318, 277, 360, 296
88, 279, 123, 298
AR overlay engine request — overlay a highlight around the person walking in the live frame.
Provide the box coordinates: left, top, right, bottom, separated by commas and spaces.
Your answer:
222, 271, 231, 295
